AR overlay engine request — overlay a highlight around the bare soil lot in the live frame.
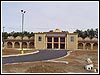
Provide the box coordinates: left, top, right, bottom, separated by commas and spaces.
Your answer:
2, 48, 37, 55
2, 50, 98, 73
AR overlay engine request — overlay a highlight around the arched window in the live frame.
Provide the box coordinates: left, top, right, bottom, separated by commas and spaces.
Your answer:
29, 42, 34, 48
78, 43, 83, 49
7, 42, 12, 48
85, 43, 91, 50
22, 42, 27, 48
15, 42, 20, 48
38, 36, 42, 41
70, 36, 74, 42
93, 43, 98, 50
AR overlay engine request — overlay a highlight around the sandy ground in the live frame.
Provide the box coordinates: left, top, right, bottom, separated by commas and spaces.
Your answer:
2, 49, 98, 73
2, 48, 37, 55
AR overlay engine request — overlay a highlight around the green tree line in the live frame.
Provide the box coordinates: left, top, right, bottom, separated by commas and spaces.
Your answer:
74, 28, 98, 39
2, 28, 98, 40
2, 31, 34, 40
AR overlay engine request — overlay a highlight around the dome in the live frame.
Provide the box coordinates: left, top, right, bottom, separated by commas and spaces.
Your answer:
23, 36, 29, 40
78, 37, 83, 41
7, 36, 14, 39
15, 36, 21, 40
92, 38, 97, 41
53, 29, 62, 32
84, 37, 90, 40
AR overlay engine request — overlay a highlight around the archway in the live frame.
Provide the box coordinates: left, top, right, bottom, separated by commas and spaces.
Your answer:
22, 42, 27, 48
78, 43, 83, 49
7, 42, 12, 48
93, 43, 98, 50
29, 42, 34, 48
15, 42, 20, 48
85, 43, 91, 50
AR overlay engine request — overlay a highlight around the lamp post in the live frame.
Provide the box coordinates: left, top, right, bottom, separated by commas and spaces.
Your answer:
21, 10, 26, 54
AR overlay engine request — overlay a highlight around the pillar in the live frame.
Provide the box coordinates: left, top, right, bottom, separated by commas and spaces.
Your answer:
52, 37, 54, 49
65, 37, 67, 49
45, 37, 47, 49
4, 42, 7, 48
83, 43, 86, 50
58, 37, 60, 49
27, 42, 29, 48
12, 42, 15, 48
19, 42, 22, 49
91, 43, 94, 50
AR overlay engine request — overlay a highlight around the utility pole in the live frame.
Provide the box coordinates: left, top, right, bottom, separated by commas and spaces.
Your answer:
21, 10, 26, 54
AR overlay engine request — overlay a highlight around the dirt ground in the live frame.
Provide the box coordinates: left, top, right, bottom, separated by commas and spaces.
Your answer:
2, 50, 98, 73
2, 48, 37, 55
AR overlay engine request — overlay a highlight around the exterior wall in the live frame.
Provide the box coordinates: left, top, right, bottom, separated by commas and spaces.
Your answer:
67, 33, 78, 50
3, 37, 34, 49
2, 29, 98, 50
35, 33, 46, 49
78, 37, 98, 50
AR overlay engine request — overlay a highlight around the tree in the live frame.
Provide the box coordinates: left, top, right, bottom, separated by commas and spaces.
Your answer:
95, 28, 98, 38
82, 30, 88, 39
74, 29, 83, 37
2, 32, 8, 40
88, 29, 95, 39
30, 32, 34, 37
74, 28, 98, 39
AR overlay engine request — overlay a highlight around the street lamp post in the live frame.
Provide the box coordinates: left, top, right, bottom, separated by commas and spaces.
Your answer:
21, 10, 26, 54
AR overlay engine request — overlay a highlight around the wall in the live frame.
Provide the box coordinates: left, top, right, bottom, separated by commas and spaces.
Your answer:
67, 33, 78, 50
34, 33, 46, 49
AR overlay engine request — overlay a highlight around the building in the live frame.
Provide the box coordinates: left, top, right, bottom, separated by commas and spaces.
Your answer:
3, 29, 98, 50
35, 29, 78, 50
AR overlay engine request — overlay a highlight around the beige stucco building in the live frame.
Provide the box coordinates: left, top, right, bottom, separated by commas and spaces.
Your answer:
34, 29, 78, 50
3, 29, 98, 50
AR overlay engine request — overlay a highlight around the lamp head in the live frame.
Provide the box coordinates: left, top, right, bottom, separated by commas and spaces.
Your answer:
21, 10, 23, 12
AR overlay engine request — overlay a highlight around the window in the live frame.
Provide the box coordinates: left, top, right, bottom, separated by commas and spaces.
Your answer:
54, 43, 58, 48
60, 37, 65, 42
54, 37, 58, 42
60, 44, 65, 49
38, 36, 42, 41
47, 37, 52, 42
47, 43, 52, 49
70, 36, 74, 42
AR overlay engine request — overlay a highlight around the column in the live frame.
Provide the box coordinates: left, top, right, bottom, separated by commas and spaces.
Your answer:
65, 37, 67, 49
12, 42, 15, 48
91, 43, 94, 50
19, 42, 22, 49
83, 43, 86, 50
4, 42, 7, 48
58, 37, 60, 49
27, 42, 29, 48
52, 37, 54, 49
45, 37, 47, 49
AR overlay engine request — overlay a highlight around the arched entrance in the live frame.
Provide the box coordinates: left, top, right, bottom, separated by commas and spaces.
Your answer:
78, 43, 83, 49
29, 42, 34, 48
7, 42, 12, 48
85, 43, 91, 50
22, 42, 27, 48
93, 43, 98, 50
15, 42, 20, 48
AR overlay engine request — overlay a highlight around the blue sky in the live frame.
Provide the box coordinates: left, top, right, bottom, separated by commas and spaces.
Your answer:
2, 1, 98, 33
